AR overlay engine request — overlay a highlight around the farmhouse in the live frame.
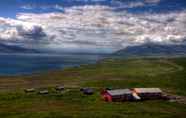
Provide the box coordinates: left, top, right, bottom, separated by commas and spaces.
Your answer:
132, 88, 162, 100
101, 89, 134, 102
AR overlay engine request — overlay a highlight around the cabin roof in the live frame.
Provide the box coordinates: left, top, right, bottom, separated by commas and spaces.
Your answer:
134, 88, 162, 93
107, 89, 132, 96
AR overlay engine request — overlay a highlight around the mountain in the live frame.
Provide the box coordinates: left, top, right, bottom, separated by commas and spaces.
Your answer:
113, 43, 186, 57
0, 43, 40, 53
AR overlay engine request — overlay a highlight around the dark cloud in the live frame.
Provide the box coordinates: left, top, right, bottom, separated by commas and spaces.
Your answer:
17, 25, 47, 40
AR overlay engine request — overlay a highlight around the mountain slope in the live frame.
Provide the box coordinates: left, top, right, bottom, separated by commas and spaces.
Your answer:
0, 43, 40, 53
113, 44, 186, 57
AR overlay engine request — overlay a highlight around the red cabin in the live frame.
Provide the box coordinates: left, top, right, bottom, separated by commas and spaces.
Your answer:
101, 89, 134, 102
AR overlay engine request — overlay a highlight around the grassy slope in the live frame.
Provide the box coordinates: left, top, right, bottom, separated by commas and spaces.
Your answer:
0, 58, 186, 118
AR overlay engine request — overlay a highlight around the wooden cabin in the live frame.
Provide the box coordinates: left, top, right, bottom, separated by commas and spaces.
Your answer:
133, 88, 162, 100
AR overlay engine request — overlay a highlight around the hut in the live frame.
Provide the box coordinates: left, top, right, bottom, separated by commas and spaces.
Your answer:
101, 89, 134, 102
55, 85, 64, 91
133, 88, 162, 100
80, 88, 94, 95
24, 88, 35, 93
38, 90, 49, 95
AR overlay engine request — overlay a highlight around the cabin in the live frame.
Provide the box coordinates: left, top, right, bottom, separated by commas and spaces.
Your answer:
38, 90, 49, 95
55, 85, 64, 91
80, 88, 94, 95
101, 89, 134, 102
24, 88, 35, 93
132, 88, 162, 100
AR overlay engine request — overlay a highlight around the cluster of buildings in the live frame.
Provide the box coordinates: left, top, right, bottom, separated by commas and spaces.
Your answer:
25, 86, 164, 102
101, 88, 163, 102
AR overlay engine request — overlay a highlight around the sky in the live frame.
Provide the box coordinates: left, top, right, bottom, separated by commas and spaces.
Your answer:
0, 0, 186, 53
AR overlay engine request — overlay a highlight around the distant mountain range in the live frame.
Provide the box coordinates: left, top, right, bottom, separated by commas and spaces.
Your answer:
1, 42, 186, 57
113, 44, 186, 57
0, 43, 39, 53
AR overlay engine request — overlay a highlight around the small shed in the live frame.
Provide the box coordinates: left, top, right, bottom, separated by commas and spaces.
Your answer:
133, 88, 162, 100
80, 88, 94, 95
24, 88, 35, 93
101, 89, 134, 102
55, 85, 64, 91
38, 90, 49, 95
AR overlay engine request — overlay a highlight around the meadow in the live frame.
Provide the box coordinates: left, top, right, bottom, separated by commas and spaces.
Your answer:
0, 58, 186, 118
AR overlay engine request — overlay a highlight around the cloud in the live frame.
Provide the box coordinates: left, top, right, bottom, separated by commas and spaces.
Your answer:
112, 0, 161, 9
144, 0, 161, 4
20, 4, 64, 11
20, 0, 160, 11
17, 25, 47, 40
0, 17, 48, 43
20, 5, 33, 10
1, 4, 186, 53
111, 1, 145, 9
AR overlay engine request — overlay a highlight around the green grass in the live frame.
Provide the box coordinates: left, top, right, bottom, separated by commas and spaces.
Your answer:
0, 58, 186, 118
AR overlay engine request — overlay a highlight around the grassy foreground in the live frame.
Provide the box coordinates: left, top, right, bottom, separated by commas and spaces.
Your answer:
0, 58, 186, 118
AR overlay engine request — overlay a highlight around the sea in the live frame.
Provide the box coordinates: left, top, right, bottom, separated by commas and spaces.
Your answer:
0, 53, 108, 76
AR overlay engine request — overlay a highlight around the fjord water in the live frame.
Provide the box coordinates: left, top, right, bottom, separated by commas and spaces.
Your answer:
0, 53, 107, 76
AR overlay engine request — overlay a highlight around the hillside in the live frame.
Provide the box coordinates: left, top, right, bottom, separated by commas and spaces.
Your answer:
113, 44, 186, 57
0, 58, 186, 118
0, 43, 39, 53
